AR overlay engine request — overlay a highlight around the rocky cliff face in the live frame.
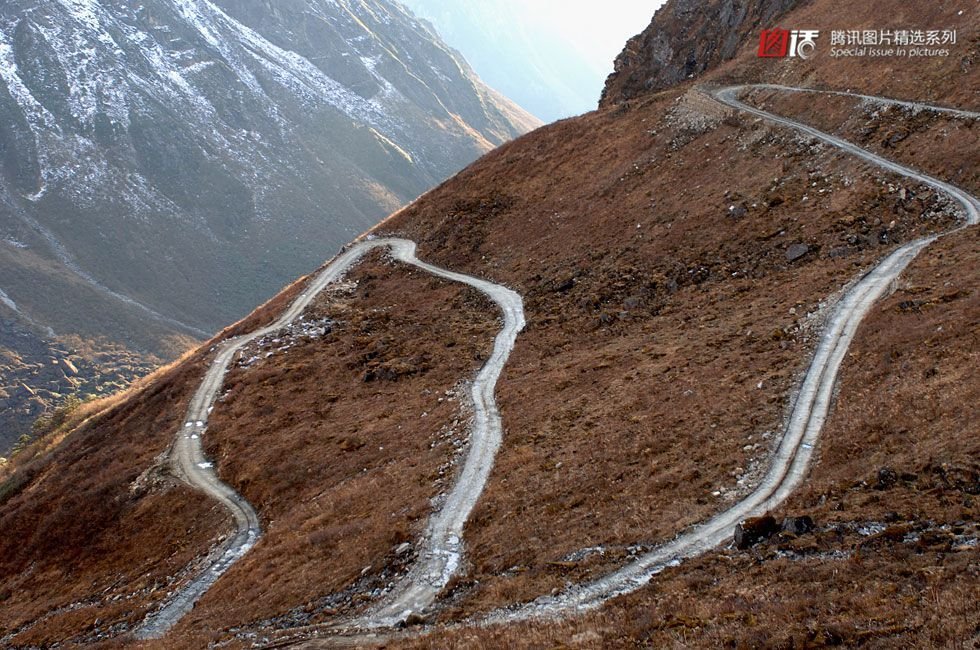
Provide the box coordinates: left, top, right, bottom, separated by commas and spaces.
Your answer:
600, 0, 804, 106
0, 0, 539, 451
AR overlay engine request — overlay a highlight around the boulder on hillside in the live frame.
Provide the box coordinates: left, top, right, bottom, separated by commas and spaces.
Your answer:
61, 358, 79, 376
734, 515, 780, 549
781, 515, 815, 536
786, 243, 810, 262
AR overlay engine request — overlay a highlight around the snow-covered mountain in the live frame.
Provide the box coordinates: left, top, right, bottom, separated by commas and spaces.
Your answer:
0, 0, 539, 451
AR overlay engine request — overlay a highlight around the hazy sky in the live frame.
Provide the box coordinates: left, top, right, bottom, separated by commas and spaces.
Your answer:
400, 0, 667, 120
523, 1, 666, 77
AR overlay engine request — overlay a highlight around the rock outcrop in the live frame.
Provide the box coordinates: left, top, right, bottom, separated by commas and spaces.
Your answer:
600, 0, 804, 106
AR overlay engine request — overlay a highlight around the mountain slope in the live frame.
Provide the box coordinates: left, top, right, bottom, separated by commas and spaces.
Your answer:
0, 0, 976, 647
0, 0, 539, 451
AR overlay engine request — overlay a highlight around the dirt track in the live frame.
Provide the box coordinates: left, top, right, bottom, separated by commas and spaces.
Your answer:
477, 84, 979, 623
136, 238, 525, 638
140, 85, 978, 642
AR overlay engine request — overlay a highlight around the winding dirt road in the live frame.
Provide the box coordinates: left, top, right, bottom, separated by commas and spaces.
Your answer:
139, 84, 977, 643
356, 242, 525, 628
481, 84, 979, 623
136, 238, 525, 639
743, 83, 980, 120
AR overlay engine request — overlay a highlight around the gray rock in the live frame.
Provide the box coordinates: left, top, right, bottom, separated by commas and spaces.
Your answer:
601, 0, 804, 106
781, 515, 815, 535
623, 295, 643, 310
734, 515, 780, 549
395, 543, 413, 557
786, 243, 810, 262
61, 358, 79, 376
875, 467, 898, 490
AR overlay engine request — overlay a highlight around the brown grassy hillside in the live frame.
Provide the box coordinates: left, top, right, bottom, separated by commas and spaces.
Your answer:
0, 0, 976, 647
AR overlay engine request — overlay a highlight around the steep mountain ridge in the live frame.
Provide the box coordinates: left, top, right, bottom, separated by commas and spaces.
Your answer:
0, 0, 539, 451
601, 0, 803, 106
0, 0, 976, 647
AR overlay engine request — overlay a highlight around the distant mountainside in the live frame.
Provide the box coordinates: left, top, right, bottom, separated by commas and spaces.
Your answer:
397, 0, 615, 121
0, 0, 539, 451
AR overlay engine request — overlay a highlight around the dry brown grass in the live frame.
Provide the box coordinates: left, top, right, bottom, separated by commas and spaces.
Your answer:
0, 262, 324, 646
368, 84, 961, 621
744, 89, 980, 195
393, 221, 980, 650
3, 0, 976, 647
